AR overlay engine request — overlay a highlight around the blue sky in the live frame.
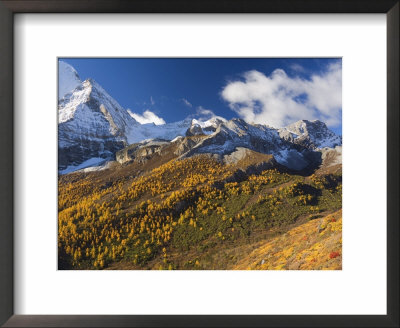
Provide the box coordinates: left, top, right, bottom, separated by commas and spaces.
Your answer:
60, 58, 342, 135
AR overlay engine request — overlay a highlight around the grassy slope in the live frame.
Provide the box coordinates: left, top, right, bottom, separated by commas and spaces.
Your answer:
233, 210, 342, 270
58, 154, 342, 270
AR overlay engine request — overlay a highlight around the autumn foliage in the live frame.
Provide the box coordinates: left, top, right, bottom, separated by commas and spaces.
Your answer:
58, 155, 342, 270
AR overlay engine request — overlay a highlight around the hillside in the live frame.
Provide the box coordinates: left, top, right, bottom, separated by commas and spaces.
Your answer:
233, 210, 342, 270
57, 61, 342, 270
58, 154, 342, 270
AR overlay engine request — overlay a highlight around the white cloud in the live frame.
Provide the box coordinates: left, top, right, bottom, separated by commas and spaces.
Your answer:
181, 98, 192, 107
196, 106, 226, 122
127, 109, 166, 125
221, 62, 342, 128
150, 96, 155, 106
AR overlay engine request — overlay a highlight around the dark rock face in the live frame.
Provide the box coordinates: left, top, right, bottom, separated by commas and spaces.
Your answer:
58, 118, 127, 171
58, 139, 125, 171
58, 106, 128, 170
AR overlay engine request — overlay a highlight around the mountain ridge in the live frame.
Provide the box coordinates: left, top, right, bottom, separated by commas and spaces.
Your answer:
58, 61, 342, 174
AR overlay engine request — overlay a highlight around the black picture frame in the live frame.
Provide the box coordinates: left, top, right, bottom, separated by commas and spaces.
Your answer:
0, 0, 398, 327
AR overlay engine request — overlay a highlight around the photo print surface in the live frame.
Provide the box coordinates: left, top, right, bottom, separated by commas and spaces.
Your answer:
58, 58, 342, 270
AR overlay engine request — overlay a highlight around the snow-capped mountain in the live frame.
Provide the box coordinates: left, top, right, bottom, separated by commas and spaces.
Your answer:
191, 117, 227, 133
58, 72, 142, 171
115, 118, 330, 171
179, 118, 313, 170
58, 62, 342, 173
278, 120, 342, 149
58, 62, 227, 171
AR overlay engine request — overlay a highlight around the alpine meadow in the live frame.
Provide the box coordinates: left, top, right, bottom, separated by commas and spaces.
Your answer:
58, 58, 342, 270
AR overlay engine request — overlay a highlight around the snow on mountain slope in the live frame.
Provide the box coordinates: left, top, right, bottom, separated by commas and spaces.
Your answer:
58, 78, 143, 171
132, 118, 194, 142
181, 118, 313, 170
125, 117, 226, 143
57, 71, 225, 171
59, 157, 106, 175
191, 117, 227, 134
59, 79, 141, 139
58, 61, 82, 100
278, 120, 341, 149
58, 62, 341, 174
57, 69, 215, 172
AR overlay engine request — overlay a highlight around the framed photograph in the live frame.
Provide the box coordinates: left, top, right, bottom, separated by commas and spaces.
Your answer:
57, 56, 343, 271
0, 0, 398, 327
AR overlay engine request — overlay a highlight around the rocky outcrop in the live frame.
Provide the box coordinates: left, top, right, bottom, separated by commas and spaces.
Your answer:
116, 139, 170, 164
173, 135, 207, 156
278, 120, 342, 149
186, 124, 204, 136
178, 118, 317, 171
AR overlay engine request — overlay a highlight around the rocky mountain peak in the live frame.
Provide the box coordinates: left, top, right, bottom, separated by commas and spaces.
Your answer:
58, 62, 342, 174
279, 119, 341, 149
